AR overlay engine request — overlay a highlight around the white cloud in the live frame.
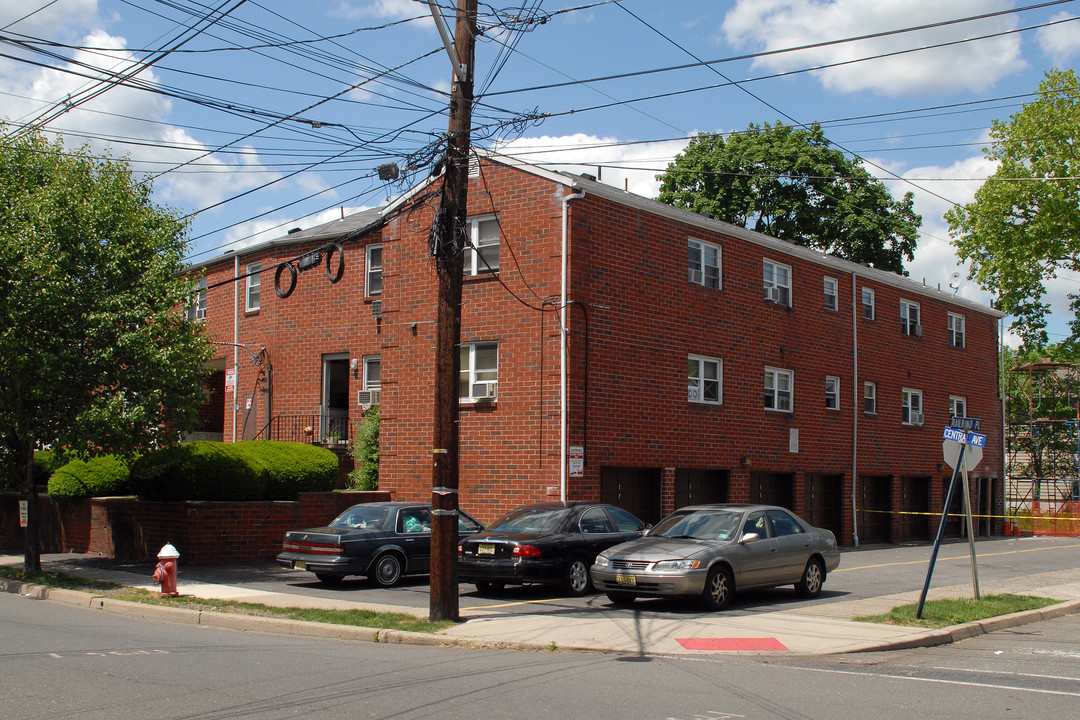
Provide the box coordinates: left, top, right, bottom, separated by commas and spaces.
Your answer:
223, 204, 373, 252
1036, 12, 1080, 63
721, 0, 1024, 96
330, 0, 431, 27
492, 133, 690, 197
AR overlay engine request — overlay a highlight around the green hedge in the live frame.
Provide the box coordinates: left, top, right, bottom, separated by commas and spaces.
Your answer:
47, 455, 131, 500
130, 440, 336, 501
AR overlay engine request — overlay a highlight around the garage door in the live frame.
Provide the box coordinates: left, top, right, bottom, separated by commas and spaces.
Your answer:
600, 467, 662, 525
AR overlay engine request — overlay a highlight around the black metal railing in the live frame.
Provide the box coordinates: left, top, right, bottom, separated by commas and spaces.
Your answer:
255, 414, 353, 446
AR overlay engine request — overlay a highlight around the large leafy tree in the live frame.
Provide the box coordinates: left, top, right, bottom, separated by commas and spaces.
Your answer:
0, 127, 213, 572
946, 69, 1080, 348
657, 121, 921, 274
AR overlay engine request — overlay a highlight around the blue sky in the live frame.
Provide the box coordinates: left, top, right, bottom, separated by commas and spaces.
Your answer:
2, 0, 1079, 344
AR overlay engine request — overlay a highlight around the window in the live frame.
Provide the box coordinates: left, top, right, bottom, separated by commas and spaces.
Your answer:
763, 259, 791, 306
366, 244, 383, 296
948, 312, 965, 348
363, 356, 381, 390
464, 216, 499, 275
764, 367, 793, 412
824, 277, 838, 311
245, 262, 260, 311
901, 299, 921, 336
688, 355, 722, 404
862, 287, 875, 320
863, 382, 876, 414
459, 342, 498, 400
688, 238, 721, 289
767, 508, 806, 536
825, 376, 840, 410
579, 507, 616, 534
902, 388, 924, 425
950, 395, 967, 420
186, 277, 207, 321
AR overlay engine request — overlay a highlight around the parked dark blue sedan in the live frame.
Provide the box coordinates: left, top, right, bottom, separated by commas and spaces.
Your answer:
277, 501, 484, 587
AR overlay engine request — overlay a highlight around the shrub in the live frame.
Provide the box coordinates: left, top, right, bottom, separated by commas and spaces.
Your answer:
131, 441, 264, 501
348, 406, 379, 491
1, 448, 69, 490
47, 455, 131, 500
234, 441, 337, 499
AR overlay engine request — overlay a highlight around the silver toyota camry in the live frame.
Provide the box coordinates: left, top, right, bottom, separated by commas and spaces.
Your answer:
590, 503, 840, 610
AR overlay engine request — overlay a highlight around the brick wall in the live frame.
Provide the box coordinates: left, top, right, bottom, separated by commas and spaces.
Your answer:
0, 491, 388, 563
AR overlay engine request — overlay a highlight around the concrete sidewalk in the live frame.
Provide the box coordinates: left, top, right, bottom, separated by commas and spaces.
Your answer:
3, 553, 1080, 657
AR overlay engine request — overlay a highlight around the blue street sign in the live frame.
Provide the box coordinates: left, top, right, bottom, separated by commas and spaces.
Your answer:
967, 432, 987, 448
943, 426, 966, 443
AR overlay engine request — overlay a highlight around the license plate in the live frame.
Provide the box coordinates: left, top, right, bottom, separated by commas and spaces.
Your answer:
616, 574, 636, 586
293, 560, 306, 570
478, 544, 496, 556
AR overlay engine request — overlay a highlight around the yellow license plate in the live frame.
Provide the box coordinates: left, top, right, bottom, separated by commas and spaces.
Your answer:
294, 560, 306, 570
478, 544, 496, 555
616, 574, 636, 586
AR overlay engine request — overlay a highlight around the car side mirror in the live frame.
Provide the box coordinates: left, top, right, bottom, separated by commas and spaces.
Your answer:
739, 532, 760, 544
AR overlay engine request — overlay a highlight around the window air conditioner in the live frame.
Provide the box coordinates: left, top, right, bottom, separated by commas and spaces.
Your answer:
358, 388, 381, 408
910, 411, 924, 425
766, 286, 779, 303
371, 300, 382, 318
471, 382, 497, 400
914, 324, 923, 338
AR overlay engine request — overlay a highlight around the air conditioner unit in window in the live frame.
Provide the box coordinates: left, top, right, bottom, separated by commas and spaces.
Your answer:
914, 324, 923, 338
910, 411, 924, 425
471, 382, 497, 400
371, 300, 382, 318
358, 388, 381, 409
765, 286, 780, 303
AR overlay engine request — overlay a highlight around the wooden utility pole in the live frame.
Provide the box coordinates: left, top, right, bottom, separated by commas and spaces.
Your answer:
428, 0, 476, 623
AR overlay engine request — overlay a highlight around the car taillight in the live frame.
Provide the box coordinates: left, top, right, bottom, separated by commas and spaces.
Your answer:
457, 543, 463, 556
511, 544, 541, 558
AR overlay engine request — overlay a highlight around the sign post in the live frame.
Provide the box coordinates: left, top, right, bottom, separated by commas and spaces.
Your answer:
916, 420, 985, 619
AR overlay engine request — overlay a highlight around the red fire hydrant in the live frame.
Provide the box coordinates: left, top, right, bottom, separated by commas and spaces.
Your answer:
152, 543, 180, 597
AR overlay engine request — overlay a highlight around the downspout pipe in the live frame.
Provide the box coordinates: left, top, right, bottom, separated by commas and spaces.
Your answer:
851, 272, 859, 546
560, 188, 586, 503
233, 254, 240, 443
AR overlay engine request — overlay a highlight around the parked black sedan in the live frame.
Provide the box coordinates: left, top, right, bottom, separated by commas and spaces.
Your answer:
458, 501, 647, 596
277, 501, 484, 587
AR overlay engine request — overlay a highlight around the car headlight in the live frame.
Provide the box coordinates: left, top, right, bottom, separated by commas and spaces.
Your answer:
594, 554, 610, 568
652, 559, 700, 572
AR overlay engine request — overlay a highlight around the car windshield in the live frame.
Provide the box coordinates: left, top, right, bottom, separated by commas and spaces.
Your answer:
487, 506, 570, 533
651, 509, 741, 541
330, 506, 391, 530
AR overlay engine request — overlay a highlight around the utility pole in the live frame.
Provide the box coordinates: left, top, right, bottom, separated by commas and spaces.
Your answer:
428, 0, 476, 623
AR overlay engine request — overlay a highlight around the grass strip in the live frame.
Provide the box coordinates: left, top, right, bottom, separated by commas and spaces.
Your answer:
856, 593, 1058, 628
0, 567, 452, 633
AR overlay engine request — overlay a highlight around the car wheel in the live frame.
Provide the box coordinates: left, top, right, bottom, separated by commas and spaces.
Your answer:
699, 564, 734, 611
562, 558, 592, 596
314, 573, 344, 585
795, 557, 825, 598
369, 553, 403, 588
606, 591, 636, 606
474, 581, 505, 595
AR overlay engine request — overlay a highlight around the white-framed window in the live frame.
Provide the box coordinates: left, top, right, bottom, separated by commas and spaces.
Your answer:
901, 299, 921, 336
863, 382, 876, 414
764, 367, 793, 412
950, 395, 967, 420
363, 356, 381, 390
464, 216, 499, 275
902, 388, 924, 425
187, 277, 207, 321
245, 262, 261, 312
825, 376, 840, 410
824, 277, 838, 311
948, 312, 965, 348
366, 244, 383, 296
460, 342, 498, 401
861, 287, 875, 320
688, 355, 722, 404
688, 238, 721, 289
763, 259, 791, 306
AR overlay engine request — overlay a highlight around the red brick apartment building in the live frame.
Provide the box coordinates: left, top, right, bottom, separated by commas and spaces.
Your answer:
187, 154, 1004, 546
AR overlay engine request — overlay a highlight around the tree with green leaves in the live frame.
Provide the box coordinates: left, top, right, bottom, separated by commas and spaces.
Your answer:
0, 127, 213, 572
657, 121, 921, 274
946, 69, 1080, 348
348, 405, 380, 491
